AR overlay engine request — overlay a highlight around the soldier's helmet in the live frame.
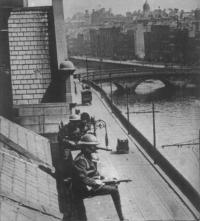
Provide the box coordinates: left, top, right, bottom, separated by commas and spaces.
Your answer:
69, 114, 80, 121
78, 134, 99, 146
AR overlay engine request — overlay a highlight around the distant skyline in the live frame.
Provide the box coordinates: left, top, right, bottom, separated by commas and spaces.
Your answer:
28, 0, 200, 18
63, 0, 200, 18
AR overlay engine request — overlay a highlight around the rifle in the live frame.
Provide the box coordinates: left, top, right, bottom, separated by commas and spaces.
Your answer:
102, 179, 132, 185
97, 147, 112, 151
62, 139, 112, 152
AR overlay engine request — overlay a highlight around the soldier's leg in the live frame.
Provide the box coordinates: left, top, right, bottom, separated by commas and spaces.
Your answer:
90, 184, 125, 220
63, 149, 73, 178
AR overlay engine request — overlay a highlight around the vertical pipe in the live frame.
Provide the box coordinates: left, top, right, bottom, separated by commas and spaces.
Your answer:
100, 58, 102, 89
43, 107, 45, 134
199, 129, 200, 195
152, 103, 156, 149
74, 81, 77, 94
105, 124, 109, 147
126, 86, 130, 134
109, 73, 113, 105
86, 57, 89, 81
93, 118, 96, 136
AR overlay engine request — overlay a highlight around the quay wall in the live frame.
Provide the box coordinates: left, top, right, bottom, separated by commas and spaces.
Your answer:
83, 79, 200, 213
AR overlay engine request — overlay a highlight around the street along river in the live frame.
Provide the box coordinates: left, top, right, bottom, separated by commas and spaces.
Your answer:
102, 80, 200, 193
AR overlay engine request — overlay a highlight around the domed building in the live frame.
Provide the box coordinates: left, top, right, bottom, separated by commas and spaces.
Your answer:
143, 0, 150, 17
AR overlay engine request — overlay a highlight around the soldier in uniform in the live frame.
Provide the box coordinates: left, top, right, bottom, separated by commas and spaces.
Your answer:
72, 134, 128, 221
57, 114, 82, 179
79, 112, 92, 135
58, 114, 82, 146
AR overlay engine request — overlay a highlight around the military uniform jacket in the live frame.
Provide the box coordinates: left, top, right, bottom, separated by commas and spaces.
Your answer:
72, 152, 100, 196
58, 122, 81, 143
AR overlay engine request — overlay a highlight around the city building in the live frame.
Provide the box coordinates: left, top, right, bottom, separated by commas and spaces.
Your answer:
143, 0, 150, 17
134, 23, 146, 59
89, 27, 135, 60
65, 1, 199, 65
116, 30, 135, 60
144, 25, 188, 64
90, 27, 119, 58
91, 8, 113, 25
186, 8, 200, 65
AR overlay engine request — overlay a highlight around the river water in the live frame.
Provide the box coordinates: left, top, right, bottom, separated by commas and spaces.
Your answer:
102, 80, 200, 193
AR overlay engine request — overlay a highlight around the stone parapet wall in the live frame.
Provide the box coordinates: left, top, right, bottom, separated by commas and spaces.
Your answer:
0, 115, 53, 167
14, 103, 71, 134
0, 114, 62, 220
8, 8, 53, 105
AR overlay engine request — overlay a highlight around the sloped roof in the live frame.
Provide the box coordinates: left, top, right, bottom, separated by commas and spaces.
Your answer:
0, 197, 61, 221
0, 116, 52, 168
0, 150, 62, 219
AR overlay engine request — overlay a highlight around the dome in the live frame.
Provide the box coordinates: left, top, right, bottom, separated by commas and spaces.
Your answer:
143, 0, 150, 12
60, 60, 75, 71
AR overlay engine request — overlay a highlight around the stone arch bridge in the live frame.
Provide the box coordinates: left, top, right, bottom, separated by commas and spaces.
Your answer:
77, 69, 200, 93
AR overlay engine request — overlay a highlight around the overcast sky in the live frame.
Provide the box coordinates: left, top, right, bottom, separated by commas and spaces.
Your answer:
63, 0, 199, 18
29, 0, 199, 18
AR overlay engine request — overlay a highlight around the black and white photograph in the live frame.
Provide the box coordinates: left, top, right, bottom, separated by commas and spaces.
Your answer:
0, 0, 200, 220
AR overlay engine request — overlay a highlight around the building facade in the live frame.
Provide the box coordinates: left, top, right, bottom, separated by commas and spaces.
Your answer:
66, 2, 200, 66
89, 27, 135, 60
144, 24, 200, 65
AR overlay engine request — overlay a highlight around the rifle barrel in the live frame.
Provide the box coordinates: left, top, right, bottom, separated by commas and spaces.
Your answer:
97, 147, 112, 151
103, 179, 132, 184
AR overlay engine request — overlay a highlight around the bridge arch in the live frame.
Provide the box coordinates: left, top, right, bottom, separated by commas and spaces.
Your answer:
113, 82, 125, 92
113, 77, 175, 93
133, 77, 174, 92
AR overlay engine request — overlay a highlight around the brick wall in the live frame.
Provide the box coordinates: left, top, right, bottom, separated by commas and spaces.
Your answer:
8, 8, 53, 105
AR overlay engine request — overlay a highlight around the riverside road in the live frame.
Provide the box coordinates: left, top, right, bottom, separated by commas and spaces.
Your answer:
73, 81, 199, 221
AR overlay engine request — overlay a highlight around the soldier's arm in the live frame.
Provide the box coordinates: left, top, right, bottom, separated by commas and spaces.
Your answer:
60, 126, 79, 150
63, 138, 77, 148
74, 159, 101, 187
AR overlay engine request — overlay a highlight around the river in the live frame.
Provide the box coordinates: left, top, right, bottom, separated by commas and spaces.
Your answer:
102, 80, 200, 193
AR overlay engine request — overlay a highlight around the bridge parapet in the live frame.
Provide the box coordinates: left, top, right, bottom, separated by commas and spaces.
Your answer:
75, 69, 200, 92
75, 67, 200, 81
71, 56, 199, 73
